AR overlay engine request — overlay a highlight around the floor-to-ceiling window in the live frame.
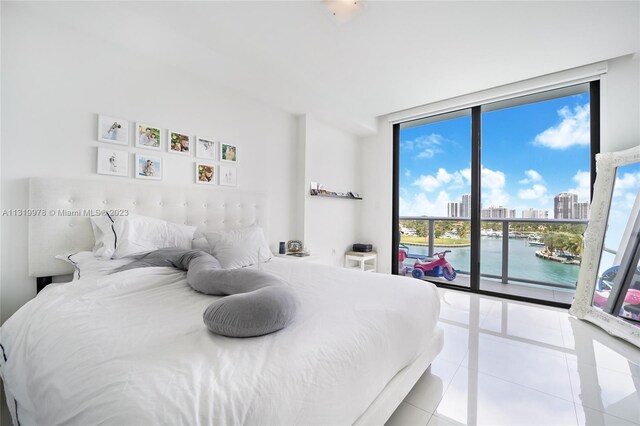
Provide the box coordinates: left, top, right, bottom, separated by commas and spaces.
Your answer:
396, 110, 472, 287
393, 82, 599, 307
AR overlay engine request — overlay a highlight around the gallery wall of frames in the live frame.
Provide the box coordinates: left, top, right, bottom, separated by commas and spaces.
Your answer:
96, 114, 238, 187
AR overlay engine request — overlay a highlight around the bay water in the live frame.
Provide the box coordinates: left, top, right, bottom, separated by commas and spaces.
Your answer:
401, 236, 580, 287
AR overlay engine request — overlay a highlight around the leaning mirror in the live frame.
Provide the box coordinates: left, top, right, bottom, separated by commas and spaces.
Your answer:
570, 145, 640, 347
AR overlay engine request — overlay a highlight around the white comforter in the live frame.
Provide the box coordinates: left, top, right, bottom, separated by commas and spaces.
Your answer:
1, 259, 440, 425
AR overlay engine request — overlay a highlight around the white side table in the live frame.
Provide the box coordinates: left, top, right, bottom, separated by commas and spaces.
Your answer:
344, 251, 377, 272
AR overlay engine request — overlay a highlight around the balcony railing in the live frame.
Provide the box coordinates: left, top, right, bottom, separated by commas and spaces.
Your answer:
399, 216, 589, 291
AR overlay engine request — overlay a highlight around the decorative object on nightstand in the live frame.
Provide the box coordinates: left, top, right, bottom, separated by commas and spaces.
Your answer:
345, 251, 377, 272
275, 253, 319, 261
279, 242, 286, 254
352, 243, 372, 253
287, 240, 303, 254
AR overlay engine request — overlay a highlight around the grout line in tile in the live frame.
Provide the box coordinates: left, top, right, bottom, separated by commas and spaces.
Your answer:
573, 401, 640, 426
559, 331, 580, 426
403, 400, 433, 414
461, 364, 577, 406
403, 357, 463, 414
435, 358, 463, 413
425, 412, 434, 426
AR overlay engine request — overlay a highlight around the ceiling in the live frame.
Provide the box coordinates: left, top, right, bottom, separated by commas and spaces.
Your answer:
15, 1, 640, 134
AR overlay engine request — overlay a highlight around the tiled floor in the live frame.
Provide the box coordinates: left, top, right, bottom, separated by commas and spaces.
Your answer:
386, 288, 640, 426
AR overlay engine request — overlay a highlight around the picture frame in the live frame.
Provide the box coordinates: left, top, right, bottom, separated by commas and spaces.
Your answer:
219, 165, 237, 187
195, 137, 217, 160
195, 162, 216, 185
168, 129, 192, 156
287, 240, 303, 253
96, 147, 128, 177
135, 154, 162, 180
97, 115, 129, 145
220, 142, 238, 163
135, 123, 162, 150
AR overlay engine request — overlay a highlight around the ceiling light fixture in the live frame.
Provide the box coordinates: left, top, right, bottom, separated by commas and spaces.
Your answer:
325, 0, 362, 24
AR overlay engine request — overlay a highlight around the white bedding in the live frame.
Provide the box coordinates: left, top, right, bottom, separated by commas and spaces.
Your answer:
1, 259, 441, 425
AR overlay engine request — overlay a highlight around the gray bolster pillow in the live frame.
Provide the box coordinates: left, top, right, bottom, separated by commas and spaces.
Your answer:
117, 249, 297, 337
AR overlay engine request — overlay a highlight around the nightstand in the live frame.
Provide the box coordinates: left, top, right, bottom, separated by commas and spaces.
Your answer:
274, 253, 321, 262
344, 251, 377, 272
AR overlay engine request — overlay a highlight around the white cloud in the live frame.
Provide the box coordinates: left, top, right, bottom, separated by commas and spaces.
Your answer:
413, 167, 465, 192
482, 167, 505, 189
518, 170, 547, 203
614, 171, 640, 194
410, 165, 508, 207
624, 191, 639, 208
436, 168, 453, 183
519, 169, 543, 184
413, 175, 441, 192
404, 169, 411, 177
460, 167, 471, 182
481, 166, 509, 206
518, 183, 548, 200
534, 104, 590, 150
568, 170, 591, 201
401, 133, 444, 159
417, 149, 435, 159
612, 171, 640, 203
399, 191, 451, 217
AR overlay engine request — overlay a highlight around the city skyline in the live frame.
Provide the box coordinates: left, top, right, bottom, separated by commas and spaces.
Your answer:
445, 191, 588, 219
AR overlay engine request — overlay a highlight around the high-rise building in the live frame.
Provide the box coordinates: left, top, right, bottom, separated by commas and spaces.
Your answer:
447, 202, 462, 218
573, 202, 590, 220
554, 192, 578, 219
461, 194, 471, 218
481, 206, 516, 219
522, 208, 549, 219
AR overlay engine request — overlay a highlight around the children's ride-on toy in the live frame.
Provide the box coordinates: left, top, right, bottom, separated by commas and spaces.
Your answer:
412, 250, 457, 281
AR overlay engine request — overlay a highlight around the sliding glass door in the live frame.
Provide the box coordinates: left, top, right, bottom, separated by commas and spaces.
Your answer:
396, 110, 472, 288
393, 82, 600, 307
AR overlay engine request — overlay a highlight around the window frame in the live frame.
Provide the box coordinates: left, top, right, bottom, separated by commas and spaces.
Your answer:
392, 80, 601, 308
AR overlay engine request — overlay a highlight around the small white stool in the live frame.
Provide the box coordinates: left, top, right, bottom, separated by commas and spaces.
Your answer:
344, 251, 377, 272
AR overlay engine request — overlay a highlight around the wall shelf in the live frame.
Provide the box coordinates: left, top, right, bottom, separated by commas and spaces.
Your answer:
310, 193, 362, 200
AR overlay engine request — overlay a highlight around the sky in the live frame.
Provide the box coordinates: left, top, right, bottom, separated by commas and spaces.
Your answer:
399, 93, 603, 217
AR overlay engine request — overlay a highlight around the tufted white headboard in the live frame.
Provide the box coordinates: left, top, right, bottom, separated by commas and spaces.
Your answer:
29, 177, 269, 278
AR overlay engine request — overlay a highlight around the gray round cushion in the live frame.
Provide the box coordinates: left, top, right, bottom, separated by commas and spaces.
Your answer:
117, 249, 298, 338
203, 286, 298, 338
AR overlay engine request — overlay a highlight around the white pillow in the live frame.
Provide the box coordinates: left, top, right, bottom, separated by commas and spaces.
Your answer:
204, 226, 272, 269
90, 214, 197, 259
90, 213, 117, 259
56, 251, 134, 281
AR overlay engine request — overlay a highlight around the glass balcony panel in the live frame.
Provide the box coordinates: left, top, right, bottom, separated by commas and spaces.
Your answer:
400, 217, 588, 303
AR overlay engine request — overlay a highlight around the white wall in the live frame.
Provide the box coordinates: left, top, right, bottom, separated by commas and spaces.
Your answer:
360, 55, 640, 275
298, 115, 362, 266
358, 117, 393, 272
602, 55, 640, 152
1, 4, 298, 323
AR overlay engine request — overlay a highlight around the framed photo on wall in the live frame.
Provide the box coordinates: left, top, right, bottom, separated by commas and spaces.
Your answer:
135, 154, 162, 180
97, 115, 129, 145
135, 123, 162, 150
168, 130, 192, 155
196, 162, 216, 185
97, 147, 128, 177
219, 165, 237, 187
220, 143, 237, 163
195, 137, 216, 160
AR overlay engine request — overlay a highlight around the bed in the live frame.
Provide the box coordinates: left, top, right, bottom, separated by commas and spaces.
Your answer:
0, 178, 443, 425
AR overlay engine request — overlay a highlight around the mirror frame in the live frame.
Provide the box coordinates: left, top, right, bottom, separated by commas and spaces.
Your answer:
569, 145, 640, 347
